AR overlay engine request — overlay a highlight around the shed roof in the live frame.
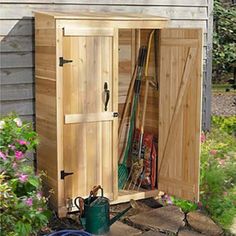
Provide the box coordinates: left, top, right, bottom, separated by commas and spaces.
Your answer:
34, 11, 168, 21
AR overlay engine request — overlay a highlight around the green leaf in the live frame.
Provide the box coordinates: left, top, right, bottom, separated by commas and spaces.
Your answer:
28, 177, 39, 188
15, 222, 32, 236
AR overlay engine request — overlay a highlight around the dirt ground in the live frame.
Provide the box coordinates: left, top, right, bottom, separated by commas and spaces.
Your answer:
212, 92, 236, 116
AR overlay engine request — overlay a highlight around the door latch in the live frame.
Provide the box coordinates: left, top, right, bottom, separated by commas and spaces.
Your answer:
60, 170, 74, 179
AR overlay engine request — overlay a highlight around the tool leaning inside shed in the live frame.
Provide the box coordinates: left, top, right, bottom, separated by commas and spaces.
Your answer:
74, 186, 138, 235
118, 46, 147, 189
134, 30, 158, 191
122, 30, 158, 190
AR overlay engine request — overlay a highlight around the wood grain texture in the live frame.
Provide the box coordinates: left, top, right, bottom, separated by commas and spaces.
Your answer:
35, 24, 56, 79
0, 5, 207, 20
0, 1, 208, 6
65, 112, 115, 124
0, 68, 33, 85
62, 33, 118, 202
0, 83, 34, 101
0, 99, 34, 115
158, 28, 202, 201
0, 52, 33, 68
0, 36, 33, 52
36, 78, 58, 209
35, 13, 58, 210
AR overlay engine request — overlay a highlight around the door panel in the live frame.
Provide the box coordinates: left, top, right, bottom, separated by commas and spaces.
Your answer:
62, 34, 117, 201
158, 29, 202, 201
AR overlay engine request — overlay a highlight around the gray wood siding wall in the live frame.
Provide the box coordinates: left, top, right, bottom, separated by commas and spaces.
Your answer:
0, 0, 212, 130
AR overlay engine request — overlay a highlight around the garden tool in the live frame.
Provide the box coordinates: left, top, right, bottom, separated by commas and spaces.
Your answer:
136, 30, 156, 190
126, 78, 150, 190
74, 186, 138, 235
118, 46, 147, 190
118, 63, 138, 148
118, 62, 138, 164
125, 30, 155, 190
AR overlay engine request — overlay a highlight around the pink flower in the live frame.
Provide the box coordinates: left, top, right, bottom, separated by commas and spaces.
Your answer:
17, 140, 28, 145
201, 133, 206, 143
25, 198, 33, 206
12, 162, 17, 169
0, 151, 6, 160
37, 207, 43, 212
8, 144, 16, 150
14, 118, 22, 127
161, 194, 173, 205
223, 191, 228, 196
218, 159, 226, 166
210, 150, 217, 155
36, 192, 42, 200
15, 150, 24, 160
18, 173, 28, 183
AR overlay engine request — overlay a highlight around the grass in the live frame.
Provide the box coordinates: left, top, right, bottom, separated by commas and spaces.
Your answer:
212, 84, 236, 94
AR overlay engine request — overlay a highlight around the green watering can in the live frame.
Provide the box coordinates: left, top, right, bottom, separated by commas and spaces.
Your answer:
74, 185, 137, 235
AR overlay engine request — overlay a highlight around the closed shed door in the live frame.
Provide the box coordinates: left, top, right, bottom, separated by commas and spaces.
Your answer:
62, 29, 118, 201
158, 28, 202, 201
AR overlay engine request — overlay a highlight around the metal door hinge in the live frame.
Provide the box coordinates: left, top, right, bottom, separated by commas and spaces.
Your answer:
59, 57, 73, 67
113, 112, 119, 117
61, 170, 74, 179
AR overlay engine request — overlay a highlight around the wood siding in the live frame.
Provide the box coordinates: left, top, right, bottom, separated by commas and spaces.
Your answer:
0, 1, 212, 130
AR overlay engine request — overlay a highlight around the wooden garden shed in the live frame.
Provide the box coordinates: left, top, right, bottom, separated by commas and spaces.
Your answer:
35, 11, 202, 217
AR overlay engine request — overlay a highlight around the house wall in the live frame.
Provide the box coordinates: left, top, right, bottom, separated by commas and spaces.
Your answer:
0, 0, 213, 130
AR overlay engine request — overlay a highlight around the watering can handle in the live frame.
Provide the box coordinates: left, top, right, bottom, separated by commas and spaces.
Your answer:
74, 197, 84, 216
90, 185, 103, 197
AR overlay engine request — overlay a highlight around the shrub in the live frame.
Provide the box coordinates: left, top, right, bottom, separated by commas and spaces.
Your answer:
212, 115, 236, 136
200, 123, 236, 229
0, 114, 51, 236
160, 116, 236, 230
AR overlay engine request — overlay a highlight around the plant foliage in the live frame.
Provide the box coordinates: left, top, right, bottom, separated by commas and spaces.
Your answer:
213, 0, 236, 82
0, 114, 51, 236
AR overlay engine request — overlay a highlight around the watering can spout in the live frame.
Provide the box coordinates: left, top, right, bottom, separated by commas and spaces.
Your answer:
109, 199, 138, 226
109, 206, 131, 226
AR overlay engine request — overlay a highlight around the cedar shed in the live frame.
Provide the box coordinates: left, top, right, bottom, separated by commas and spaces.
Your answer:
35, 11, 202, 217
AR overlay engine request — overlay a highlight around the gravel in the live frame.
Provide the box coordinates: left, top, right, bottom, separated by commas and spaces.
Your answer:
212, 93, 236, 116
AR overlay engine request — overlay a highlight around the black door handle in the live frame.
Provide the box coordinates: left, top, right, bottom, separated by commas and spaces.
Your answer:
104, 82, 110, 111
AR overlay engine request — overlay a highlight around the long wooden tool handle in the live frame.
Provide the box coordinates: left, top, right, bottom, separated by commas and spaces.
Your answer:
118, 65, 137, 141
137, 78, 150, 158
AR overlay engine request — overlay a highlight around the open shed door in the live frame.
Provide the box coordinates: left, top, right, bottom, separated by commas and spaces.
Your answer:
158, 29, 202, 201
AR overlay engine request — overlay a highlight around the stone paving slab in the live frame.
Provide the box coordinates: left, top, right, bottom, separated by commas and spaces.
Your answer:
187, 211, 223, 236
108, 220, 142, 236
178, 229, 206, 236
141, 230, 166, 236
128, 206, 185, 234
